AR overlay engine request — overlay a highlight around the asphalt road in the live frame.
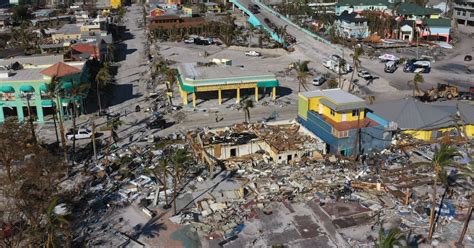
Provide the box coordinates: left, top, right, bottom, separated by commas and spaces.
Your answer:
241, 0, 474, 93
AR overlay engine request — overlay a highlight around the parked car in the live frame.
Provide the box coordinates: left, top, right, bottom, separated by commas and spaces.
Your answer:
184, 38, 194, 44
312, 76, 326, 86
464, 55, 472, 61
384, 61, 397, 73
66, 128, 93, 140
358, 70, 373, 80
146, 118, 167, 130
245, 51, 261, 57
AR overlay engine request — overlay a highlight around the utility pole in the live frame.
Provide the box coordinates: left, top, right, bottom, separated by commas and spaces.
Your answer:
457, 198, 473, 246
90, 117, 97, 162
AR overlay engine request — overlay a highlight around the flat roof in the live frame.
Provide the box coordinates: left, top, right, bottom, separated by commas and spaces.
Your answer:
178, 63, 275, 81
0, 68, 47, 82
57, 24, 81, 35
301, 89, 367, 111
0, 54, 64, 67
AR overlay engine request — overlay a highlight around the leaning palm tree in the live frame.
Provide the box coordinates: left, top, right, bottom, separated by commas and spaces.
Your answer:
407, 73, 424, 96
164, 68, 177, 106
95, 64, 111, 113
349, 45, 364, 92
171, 149, 189, 214
427, 145, 462, 241
240, 99, 254, 123
293, 60, 310, 92
45, 79, 60, 144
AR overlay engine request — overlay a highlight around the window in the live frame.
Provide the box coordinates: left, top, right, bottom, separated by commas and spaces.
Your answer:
230, 148, 236, 157
331, 128, 349, 138
330, 109, 335, 116
352, 109, 360, 117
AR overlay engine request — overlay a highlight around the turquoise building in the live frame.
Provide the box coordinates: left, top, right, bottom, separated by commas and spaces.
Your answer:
0, 61, 90, 123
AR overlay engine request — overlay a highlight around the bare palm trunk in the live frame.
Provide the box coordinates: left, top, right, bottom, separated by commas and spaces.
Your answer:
56, 97, 68, 162
173, 169, 178, 214
52, 106, 60, 144
428, 178, 437, 241
457, 205, 472, 245
71, 103, 77, 165
96, 82, 102, 114
432, 184, 449, 236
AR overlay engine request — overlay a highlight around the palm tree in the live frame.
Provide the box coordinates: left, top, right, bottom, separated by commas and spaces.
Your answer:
171, 149, 189, 214
45, 197, 69, 248
407, 73, 424, 96
349, 45, 364, 92
95, 64, 111, 113
376, 221, 403, 248
293, 60, 310, 92
108, 117, 122, 144
338, 58, 347, 89
51, 76, 68, 162
164, 68, 177, 106
240, 99, 254, 123
105, 43, 115, 63
68, 82, 88, 164
427, 145, 461, 241
45, 75, 60, 145
366, 95, 376, 104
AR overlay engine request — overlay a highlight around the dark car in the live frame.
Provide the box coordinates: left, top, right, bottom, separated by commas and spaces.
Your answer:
464, 55, 472, 61
147, 118, 166, 130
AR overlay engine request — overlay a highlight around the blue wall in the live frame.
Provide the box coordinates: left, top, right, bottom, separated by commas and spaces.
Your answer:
298, 111, 391, 156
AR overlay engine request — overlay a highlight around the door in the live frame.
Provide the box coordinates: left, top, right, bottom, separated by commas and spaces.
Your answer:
342, 113, 346, 122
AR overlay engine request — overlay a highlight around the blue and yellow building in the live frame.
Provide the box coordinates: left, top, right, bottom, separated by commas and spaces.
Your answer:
0, 60, 90, 123
177, 63, 279, 108
297, 89, 391, 156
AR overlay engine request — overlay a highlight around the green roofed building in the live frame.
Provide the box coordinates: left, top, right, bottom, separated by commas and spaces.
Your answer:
177, 62, 279, 108
0, 60, 90, 123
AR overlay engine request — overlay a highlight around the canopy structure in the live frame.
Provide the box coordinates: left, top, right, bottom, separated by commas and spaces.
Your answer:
378, 54, 399, 62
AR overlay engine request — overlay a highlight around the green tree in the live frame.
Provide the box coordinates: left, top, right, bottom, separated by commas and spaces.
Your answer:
376, 222, 403, 248
349, 45, 364, 92
68, 82, 88, 164
12, 5, 30, 24
95, 64, 111, 113
51, 76, 68, 162
407, 73, 424, 96
293, 60, 310, 92
105, 43, 115, 63
338, 58, 347, 88
45, 197, 70, 248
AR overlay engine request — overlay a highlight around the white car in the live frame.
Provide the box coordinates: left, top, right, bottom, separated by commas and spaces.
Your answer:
357, 70, 370, 77
184, 38, 194, 44
245, 51, 261, 57
66, 128, 93, 140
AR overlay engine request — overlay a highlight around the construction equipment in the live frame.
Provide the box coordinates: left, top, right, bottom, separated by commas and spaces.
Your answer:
421, 83, 459, 102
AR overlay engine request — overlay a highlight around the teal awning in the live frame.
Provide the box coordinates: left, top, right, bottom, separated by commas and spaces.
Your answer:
41, 100, 55, 107
39, 84, 48, 91
19, 85, 35, 92
257, 80, 279, 88
61, 82, 72, 89
0, 85, 15, 93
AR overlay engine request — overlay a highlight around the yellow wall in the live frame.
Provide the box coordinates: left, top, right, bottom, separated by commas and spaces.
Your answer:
429, 14, 440, 19
111, 0, 121, 9
467, 125, 474, 138
307, 96, 365, 123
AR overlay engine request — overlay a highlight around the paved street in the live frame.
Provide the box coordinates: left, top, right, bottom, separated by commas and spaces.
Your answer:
244, 0, 473, 95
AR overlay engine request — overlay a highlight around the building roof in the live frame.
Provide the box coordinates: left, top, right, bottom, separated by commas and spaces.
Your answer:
424, 18, 451, 27
40, 62, 81, 78
300, 89, 367, 111
337, 0, 389, 7
178, 63, 275, 81
337, 10, 367, 22
0, 68, 46, 82
398, 3, 442, 16
429, 101, 474, 124
72, 43, 99, 58
57, 24, 81, 35
369, 97, 465, 130
0, 54, 64, 67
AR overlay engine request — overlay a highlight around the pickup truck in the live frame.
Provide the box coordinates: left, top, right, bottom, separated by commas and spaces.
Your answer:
66, 128, 93, 140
